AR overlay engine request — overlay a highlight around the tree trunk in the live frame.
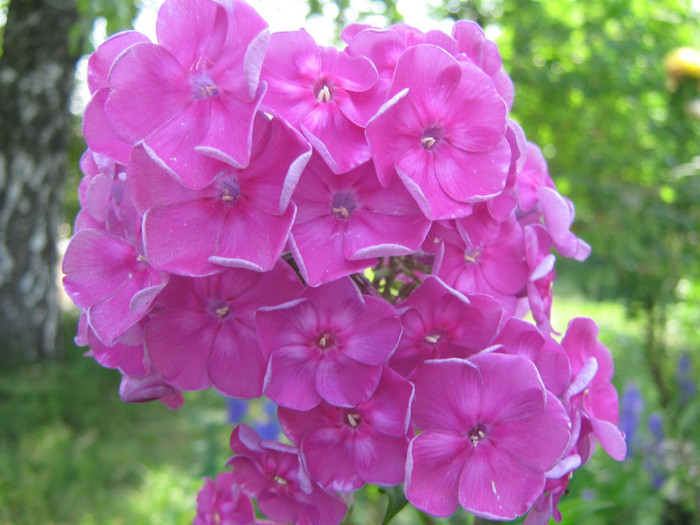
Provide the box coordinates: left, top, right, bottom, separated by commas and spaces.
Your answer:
0, 0, 79, 364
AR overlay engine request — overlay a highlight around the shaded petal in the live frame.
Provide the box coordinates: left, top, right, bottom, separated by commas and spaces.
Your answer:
211, 200, 295, 272
458, 443, 545, 520
316, 351, 381, 407
264, 344, 321, 410
144, 308, 214, 391
83, 89, 132, 165
208, 322, 265, 398
410, 358, 482, 432
353, 427, 408, 486
302, 427, 363, 492
405, 431, 469, 518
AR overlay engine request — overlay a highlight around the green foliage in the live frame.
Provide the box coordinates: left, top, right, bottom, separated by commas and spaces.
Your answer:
0, 314, 231, 525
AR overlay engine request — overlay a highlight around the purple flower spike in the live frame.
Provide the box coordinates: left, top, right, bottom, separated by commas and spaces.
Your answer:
366, 44, 511, 220
406, 354, 571, 520
228, 424, 347, 525
279, 366, 414, 492
257, 277, 402, 410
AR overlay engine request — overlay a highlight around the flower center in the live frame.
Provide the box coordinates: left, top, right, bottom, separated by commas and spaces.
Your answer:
331, 191, 357, 220
424, 331, 441, 344
219, 178, 240, 204
315, 332, 335, 350
464, 248, 481, 263
421, 127, 441, 150
468, 424, 487, 446
316, 84, 332, 103
273, 475, 289, 487
190, 73, 219, 100
345, 412, 362, 428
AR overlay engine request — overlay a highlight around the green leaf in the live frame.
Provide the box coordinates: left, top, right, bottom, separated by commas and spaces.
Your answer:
380, 484, 409, 525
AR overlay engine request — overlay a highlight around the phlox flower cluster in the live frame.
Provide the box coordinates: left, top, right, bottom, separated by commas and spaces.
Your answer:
64, 0, 626, 523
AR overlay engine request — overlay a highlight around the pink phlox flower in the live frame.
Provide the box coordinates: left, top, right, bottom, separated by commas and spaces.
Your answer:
430, 206, 529, 316
523, 224, 557, 333
366, 44, 511, 220
261, 29, 381, 174
515, 142, 591, 261
76, 312, 149, 378
104, 0, 269, 188
194, 471, 257, 525
256, 277, 402, 410
62, 169, 169, 345
143, 261, 303, 398
451, 20, 514, 110
485, 119, 526, 222
278, 366, 414, 492
389, 275, 503, 377
405, 354, 571, 520
129, 113, 310, 276
288, 155, 430, 286
491, 317, 571, 397
228, 424, 348, 525
83, 31, 151, 165
561, 317, 627, 461
119, 367, 184, 410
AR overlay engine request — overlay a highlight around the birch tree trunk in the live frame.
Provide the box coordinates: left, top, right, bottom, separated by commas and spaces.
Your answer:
0, 0, 79, 364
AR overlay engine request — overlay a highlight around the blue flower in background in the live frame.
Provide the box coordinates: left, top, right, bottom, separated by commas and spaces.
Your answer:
620, 382, 644, 455
644, 412, 666, 489
676, 353, 696, 408
226, 397, 249, 424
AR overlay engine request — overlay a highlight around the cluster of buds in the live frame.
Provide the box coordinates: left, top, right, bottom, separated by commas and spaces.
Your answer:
63, 0, 626, 523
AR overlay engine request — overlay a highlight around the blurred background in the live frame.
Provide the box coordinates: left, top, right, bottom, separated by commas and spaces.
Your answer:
0, 0, 699, 523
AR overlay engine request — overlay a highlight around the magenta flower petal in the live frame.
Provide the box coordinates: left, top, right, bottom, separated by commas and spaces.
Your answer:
353, 428, 409, 487
155, 0, 227, 69
208, 323, 266, 398
300, 103, 370, 174
264, 344, 322, 410
87, 31, 151, 94
302, 427, 364, 491
142, 102, 223, 189
106, 42, 190, 144
432, 139, 511, 202
315, 351, 382, 407
488, 391, 570, 471
83, 89, 133, 165
410, 357, 482, 433
405, 431, 469, 517
145, 307, 214, 391
388, 45, 462, 120
212, 201, 295, 272
143, 198, 224, 276
457, 442, 546, 520
196, 88, 265, 169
